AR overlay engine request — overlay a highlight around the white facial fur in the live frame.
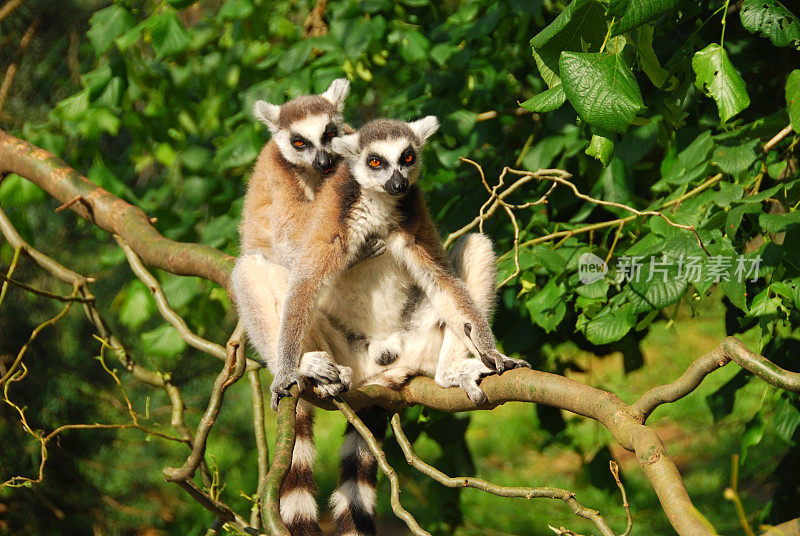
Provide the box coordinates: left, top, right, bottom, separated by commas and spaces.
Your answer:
271, 114, 337, 169
332, 116, 439, 196
252, 78, 350, 171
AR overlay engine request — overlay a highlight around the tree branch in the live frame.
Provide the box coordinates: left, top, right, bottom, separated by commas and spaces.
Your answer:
390, 413, 622, 536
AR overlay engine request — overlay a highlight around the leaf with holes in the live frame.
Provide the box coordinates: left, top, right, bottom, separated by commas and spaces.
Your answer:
560, 52, 645, 133
608, 0, 681, 36
530, 0, 607, 88
692, 44, 750, 123
740, 0, 800, 50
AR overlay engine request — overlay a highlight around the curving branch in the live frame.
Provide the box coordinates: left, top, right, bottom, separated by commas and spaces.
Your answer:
390, 413, 621, 536
162, 322, 247, 482
260, 387, 299, 536
0, 130, 234, 289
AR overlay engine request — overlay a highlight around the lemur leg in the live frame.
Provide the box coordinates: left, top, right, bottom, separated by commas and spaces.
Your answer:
330, 407, 389, 536
279, 400, 322, 536
434, 234, 528, 404
231, 253, 352, 393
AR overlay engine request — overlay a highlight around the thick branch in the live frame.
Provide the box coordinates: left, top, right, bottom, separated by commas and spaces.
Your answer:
261, 388, 299, 536
0, 131, 235, 290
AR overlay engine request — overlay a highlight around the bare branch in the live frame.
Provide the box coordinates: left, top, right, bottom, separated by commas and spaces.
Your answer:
390, 413, 622, 536
115, 235, 228, 361
162, 322, 247, 482
248, 369, 270, 529
261, 388, 299, 536
0, 272, 94, 303
0, 16, 38, 116
609, 461, 632, 536
762, 124, 793, 153
334, 399, 431, 536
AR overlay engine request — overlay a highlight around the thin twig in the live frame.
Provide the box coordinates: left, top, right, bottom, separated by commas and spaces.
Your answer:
0, 272, 94, 303
335, 399, 432, 536
724, 454, 756, 536
115, 235, 228, 361
0, 0, 22, 24
0, 244, 22, 310
762, 124, 794, 153
390, 414, 620, 536
609, 461, 632, 536
162, 322, 246, 482
0, 16, 38, 116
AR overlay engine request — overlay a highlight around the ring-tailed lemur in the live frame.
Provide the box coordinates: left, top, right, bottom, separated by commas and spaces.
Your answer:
231, 79, 367, 536
244, 118, 528, 535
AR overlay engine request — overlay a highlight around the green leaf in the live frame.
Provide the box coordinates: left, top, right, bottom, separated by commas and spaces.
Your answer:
585, 132, 615, 165
740, 0, 800, 50
530, 0, 607, 88
740, 411, 766, 463
141, 324, 187, 358
87, 5, 134, 55
774, 395, 800, 443
149, 12, 192, 59
692, 44, 751, 123
608, 0, 681, 36
713, 139, 759, 176
705, 370, 749, 422
787, 70, 800, 133
584, 305, 635, 344
520, 84, 566, 113
0, 173, 46, 207
525, 279, 567, 333
278, 41, 312, 72
118, 280, 155, 330
636, 25, 669, 88
759, 211, 800, 232
560, 52, 645, 134
217, 0, 254, 20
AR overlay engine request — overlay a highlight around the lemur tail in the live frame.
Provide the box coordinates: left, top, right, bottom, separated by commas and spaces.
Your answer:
280, 401, 322, 536
330, 407, 389, 536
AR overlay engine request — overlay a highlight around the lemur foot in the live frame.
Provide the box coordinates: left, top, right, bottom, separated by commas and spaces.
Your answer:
298, 351, 352, 397
479, 349, 530, 374
435, 359, 494, 406
368, 335, 402, 366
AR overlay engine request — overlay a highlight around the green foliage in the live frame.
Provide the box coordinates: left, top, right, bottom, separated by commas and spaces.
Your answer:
692, 43, 751, 123
3, 0, 800, 533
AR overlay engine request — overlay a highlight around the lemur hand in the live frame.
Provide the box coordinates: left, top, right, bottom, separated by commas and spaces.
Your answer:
270, 369, 304, 411
347, 237, 386, 269
480, 349, 531, 374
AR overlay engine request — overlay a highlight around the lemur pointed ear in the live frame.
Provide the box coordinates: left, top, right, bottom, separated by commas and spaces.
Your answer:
331, 133, 359, 157
253, 100, 281, 131
321, 78, 350, 111
408, 116, 439, 144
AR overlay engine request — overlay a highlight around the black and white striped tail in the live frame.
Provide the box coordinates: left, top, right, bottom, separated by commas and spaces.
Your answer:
280, 401, 322, 536
330, 408, 389, 536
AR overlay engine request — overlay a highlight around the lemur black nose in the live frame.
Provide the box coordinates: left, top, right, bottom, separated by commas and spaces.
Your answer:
384, 170, 409, 196
313, 151, 336, 174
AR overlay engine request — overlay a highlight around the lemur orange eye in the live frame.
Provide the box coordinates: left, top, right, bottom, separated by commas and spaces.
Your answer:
368, 158, 382, 168
404, 153, 414, 163
292, 139, 305, 147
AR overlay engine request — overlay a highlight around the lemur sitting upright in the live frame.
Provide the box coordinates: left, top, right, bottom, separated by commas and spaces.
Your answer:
233, 78, 363, 401
253, 118, 529, 535
268, 117, 530, 409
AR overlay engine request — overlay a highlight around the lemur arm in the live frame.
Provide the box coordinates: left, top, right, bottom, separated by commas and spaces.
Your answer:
384, 230, 511, 373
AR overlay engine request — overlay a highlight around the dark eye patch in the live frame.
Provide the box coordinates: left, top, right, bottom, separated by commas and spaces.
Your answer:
322, 123, 338, 143
291, 134, 309, 149
399, 146, 416, 166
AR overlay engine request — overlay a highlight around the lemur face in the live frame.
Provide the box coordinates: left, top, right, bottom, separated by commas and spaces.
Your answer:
253, 78, 350, 174
331, 117, 439, 196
